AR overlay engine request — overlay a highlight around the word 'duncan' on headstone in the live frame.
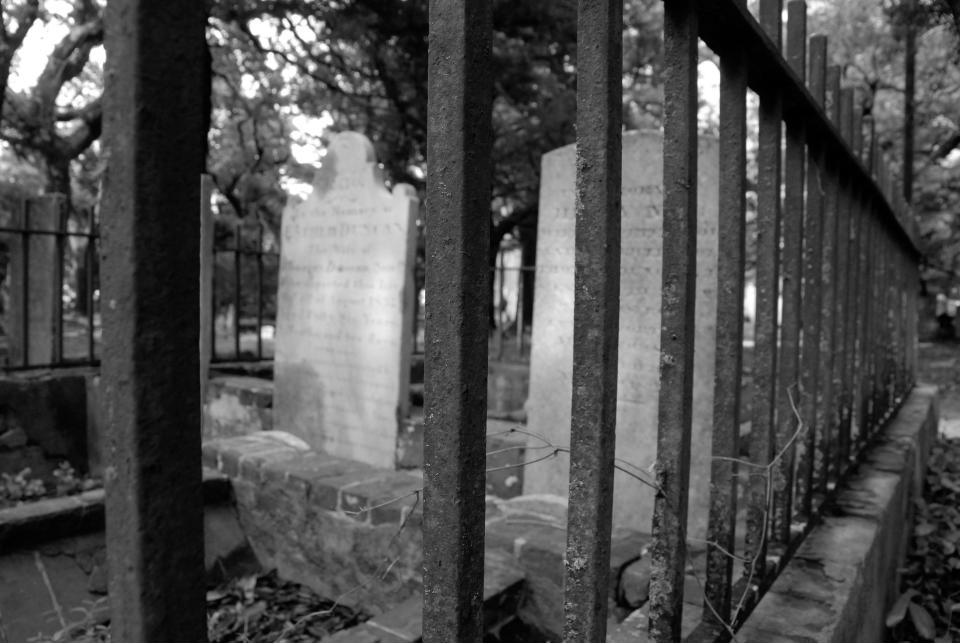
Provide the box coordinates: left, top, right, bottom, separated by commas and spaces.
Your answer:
274, 132, 417, 468
525, 130, 719, 540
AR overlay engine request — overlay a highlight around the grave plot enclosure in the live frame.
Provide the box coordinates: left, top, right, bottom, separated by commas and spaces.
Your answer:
423, 0, 920, 640
95, 0, 922, 641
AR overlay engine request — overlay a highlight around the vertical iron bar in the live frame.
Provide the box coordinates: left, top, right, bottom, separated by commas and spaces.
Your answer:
256, 223, 264, 361
797, 33, 826, 519
703, 39, 747, 628
101, 0, 207, 638
516, 265, 525, 355
55, 200, 66, 364
562, 0, 622, 638
87, 231, 96, 361
746, 0, 783, 582
423, 0, 492, 638
22, 200, 30, 367
211, 246, 218, 363
835, 88, 854, 474
496, 251, 505, 360
233, 223, 241, 359
772, 0, 806, 546
815, 63, 841, 498
848, 106, 866, 448
649, 0, 698, 638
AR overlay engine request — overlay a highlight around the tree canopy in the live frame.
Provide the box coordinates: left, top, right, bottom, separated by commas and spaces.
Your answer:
2, 0, 960, 279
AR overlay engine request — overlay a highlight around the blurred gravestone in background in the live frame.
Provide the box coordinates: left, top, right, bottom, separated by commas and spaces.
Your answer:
273, 132, 418, 468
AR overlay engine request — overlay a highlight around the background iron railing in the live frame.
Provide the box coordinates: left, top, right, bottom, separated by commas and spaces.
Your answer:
210, 220, 279, 364
0, 195, 100, 371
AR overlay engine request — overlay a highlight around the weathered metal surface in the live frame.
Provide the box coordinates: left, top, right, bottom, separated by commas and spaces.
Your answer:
703, 43, 748, 628
649, 0, 698, 639
819, 66, 844, 491
848, 106, 866, 448
835, 88, 855, 472
691, 1, 917, 259
745, 40, 783, 584
423, 0, 492, 639
797, 32, 826, 518
562, 0, 622, 640
759, 0, 784, 47
772, 0, 806, 544
101, 0, 208, 640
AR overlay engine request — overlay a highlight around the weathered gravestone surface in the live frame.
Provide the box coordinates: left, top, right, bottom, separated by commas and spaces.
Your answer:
274, 132, 418, 468
525, 130, 719, 539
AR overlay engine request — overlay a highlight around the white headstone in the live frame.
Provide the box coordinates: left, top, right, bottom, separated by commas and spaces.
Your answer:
274, 132, 418, 468
525, 130, 719, 539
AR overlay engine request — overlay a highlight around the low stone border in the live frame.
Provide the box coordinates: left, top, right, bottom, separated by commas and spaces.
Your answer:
737, 384, 938, 642
0, 468, 232, 551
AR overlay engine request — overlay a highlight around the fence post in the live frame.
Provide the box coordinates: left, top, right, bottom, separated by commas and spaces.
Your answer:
797, 32, 827, 517
100, 0, 208, 639
745, 0, 784, 583
649, 0, 698, 638
423, 0, 492, 639
562, 0, 622, 639
703, 11, 748, 628
772, 0, 807, 545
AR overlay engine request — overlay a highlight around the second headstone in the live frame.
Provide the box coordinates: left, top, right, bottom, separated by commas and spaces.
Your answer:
525, 130, 719, 539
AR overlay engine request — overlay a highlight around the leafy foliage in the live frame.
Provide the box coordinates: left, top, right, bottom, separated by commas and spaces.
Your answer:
0, 462, 99, 509
889, 436, 960, 641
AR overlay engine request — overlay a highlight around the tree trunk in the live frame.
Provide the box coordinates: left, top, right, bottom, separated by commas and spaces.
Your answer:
47, 158, 72, 202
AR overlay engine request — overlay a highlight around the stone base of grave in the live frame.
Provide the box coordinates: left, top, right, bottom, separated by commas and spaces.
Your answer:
203, 374, 529, 498
203, 375, 275, 439
203, 432, 660, 639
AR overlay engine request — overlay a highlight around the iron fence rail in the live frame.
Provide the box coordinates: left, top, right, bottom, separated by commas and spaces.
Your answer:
426, 0, 918, 641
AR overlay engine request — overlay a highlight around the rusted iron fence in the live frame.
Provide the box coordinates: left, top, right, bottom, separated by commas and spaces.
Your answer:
423, 0, 919, 641
0, 195, 100, 371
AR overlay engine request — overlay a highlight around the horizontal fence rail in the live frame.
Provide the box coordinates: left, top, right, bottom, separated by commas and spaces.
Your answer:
425, 0, 919, 640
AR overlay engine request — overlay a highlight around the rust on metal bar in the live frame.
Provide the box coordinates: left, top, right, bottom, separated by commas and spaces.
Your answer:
649, 0, 698, 638
703, 41, 748, 627
745, 46, 783, 583
691, 1, 918, 260
847, 105, 866, 447
423, 0, 492, 639
562, 0, 622, 639
797, 32, 826, 518
835, 87, 855, 472
101, 0, 208, 639
772, 0, 807, 545
759, 0, 784, 48
819, 66, 844, 491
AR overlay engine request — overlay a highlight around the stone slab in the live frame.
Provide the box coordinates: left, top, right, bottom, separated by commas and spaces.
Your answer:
525, 130, 719, 538
274, 132, 418, 469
